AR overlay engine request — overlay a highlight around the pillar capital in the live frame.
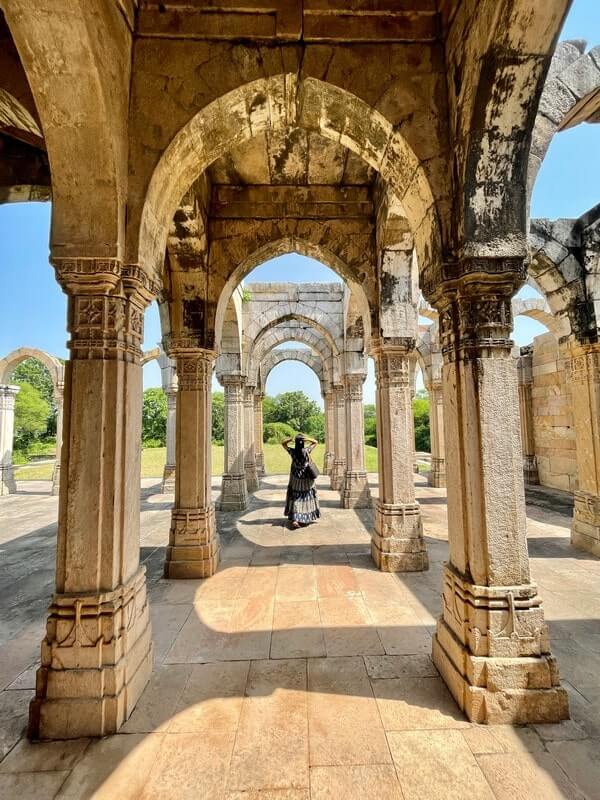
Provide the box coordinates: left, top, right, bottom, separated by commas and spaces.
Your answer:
168, 347, 215, 392
370, 336, 416, 358
421, 255, 526, 308
221, 373, 246, 396
0, 384, 19, 406
343, 372, 366, 399
54, 258, 159, 301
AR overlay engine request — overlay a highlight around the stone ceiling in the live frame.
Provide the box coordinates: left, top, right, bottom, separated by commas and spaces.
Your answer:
208, 129, 375, 187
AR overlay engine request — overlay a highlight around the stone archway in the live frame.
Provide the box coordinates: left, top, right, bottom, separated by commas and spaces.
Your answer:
0, 347, 64, 495
135, 75, 442, 283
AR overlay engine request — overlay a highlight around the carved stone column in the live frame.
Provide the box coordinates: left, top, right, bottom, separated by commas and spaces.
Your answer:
162, 391, 177, 492
517, 347, 539, 485
371, 340, 428, 572
427, 382, 446, 488
220, 375, 248, 510
426, 262, 567, 724
254, 391, 265, 476
569, 342, 600, 556
341, 374, 371, 508
50, 385, 64, 496
330, 384, 346, 490
160, 351, 178, 493
244, 384, 259, 491
0, 384, 19, 495
164, 345, 218, 579
29, 259, 155, 739
323, 388, 335, 475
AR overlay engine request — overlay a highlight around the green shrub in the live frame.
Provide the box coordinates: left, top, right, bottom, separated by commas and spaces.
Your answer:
142, 437, 164, 449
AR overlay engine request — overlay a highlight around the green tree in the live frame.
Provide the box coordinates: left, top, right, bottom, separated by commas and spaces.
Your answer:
271, 391, 321, 433
262, 395, 277, 424
142, 388, 167, 446
13, 383, 51, 452
212, 392, 225, 444
364, 403, 377, 447
413, 395, 430, 452
305, 412, 325, 442
264, 421, 295, 444
12, 358, 56, 435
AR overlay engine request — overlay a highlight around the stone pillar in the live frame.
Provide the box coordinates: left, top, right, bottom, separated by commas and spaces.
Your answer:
371, 340, 428, 572
29, 259, 155, 740
50, 386, 64, 496
254, 391, 265, 476
159, 351, 177, 493
427, 265, 567, 724
427, 382, 446, 488
517, 348, 539, 486
161, 390, 177, 492
323, 388, 335, 475
0, 384, 19, 495
164, 346, 219, 579
341, 374, 371, 508
244, 384, 259, 491
220, 375, 248, 510
330, 384, 346, 490
569, 342, 600, 556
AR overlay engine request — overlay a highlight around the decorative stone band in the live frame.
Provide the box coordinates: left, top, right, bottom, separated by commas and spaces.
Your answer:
437, 295, 514, 359
372, 342, 412, 389
566, 344, 600, 384
29, 566, 152, 738
166, 506, 219, 579
439, 563, 547, 659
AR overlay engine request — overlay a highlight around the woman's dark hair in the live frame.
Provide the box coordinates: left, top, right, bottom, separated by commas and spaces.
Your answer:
293, 434, 308, 462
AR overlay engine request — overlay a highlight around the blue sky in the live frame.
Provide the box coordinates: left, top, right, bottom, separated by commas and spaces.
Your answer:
1, 0, 598, 406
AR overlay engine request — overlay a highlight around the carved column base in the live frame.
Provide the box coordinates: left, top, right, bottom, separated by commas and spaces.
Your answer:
245, 462, 259, 492
571, 490, 600, 557
220, 474, 249, 511
165, 507, 219, 579
523, 455, 539, 486
323, 451, 335, 476
28, 567, 153, 739
0, 464, 16, 495
255, 452, 265, 476
51, 463, 60, 496
432, 564, 569, 724
371, 501, 428, 572
161, 464, 176, 493
428, 457, 446, 488
330, 459, 345, 491
341, 470, 371, 508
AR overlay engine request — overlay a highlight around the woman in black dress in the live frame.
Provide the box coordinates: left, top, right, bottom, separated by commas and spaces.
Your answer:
282, 434, 321, 529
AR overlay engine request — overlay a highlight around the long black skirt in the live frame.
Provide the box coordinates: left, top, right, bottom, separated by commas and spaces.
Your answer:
284, 473, 320, 524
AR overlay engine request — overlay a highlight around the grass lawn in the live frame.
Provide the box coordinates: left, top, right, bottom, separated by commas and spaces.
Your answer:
15, 443, 381, 480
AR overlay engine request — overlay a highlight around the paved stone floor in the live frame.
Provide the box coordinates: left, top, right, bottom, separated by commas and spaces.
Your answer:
0, 474, 599, 799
